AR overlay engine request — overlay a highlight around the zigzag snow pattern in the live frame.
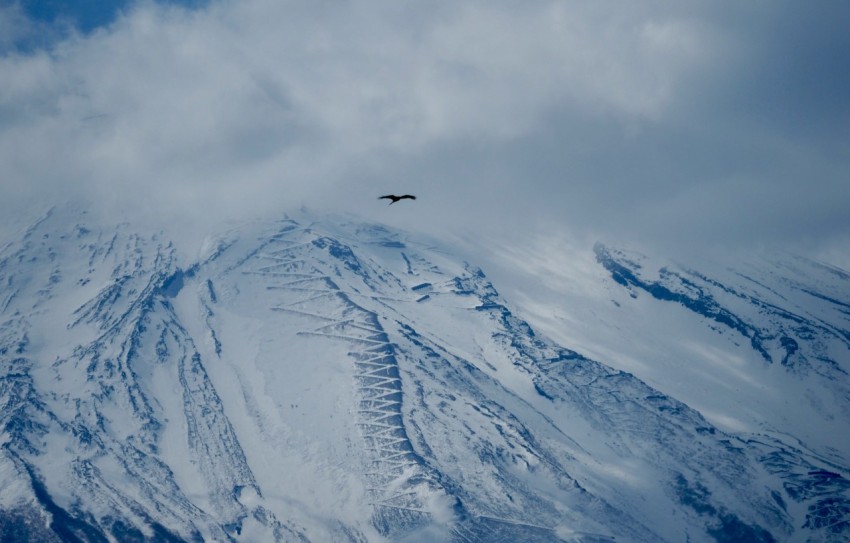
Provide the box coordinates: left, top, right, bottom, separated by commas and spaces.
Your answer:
192, 219, 622, 542
239, 223, 442, 536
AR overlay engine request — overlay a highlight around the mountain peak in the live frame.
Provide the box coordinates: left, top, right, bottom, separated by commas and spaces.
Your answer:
0, 207, 847, 541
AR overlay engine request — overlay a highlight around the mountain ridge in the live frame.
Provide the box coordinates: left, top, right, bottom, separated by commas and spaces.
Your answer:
0, 205, 848, 541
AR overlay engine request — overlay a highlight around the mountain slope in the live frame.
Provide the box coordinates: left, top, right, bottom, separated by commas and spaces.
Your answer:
0, 206, 847, 542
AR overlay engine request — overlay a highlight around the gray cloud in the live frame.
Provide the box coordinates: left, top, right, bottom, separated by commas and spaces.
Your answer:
1, 0, 848, 266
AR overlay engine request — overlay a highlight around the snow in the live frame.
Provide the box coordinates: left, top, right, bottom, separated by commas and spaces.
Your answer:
467, 233, 850, 459
0, 205, 848, 541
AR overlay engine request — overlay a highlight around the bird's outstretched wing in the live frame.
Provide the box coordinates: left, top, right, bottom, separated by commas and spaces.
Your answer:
378, 194, 416, 204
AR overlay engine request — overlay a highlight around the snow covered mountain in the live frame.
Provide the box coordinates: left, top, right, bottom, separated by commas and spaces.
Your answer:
0, 205, 848, 542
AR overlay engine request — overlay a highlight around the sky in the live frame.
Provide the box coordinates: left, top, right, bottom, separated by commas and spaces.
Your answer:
1, 0, 849, 267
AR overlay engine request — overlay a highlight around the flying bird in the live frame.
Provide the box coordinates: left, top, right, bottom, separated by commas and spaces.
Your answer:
379, 194, 416, 204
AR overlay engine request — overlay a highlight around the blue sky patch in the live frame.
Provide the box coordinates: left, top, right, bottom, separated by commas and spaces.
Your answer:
15, 0, 207, 34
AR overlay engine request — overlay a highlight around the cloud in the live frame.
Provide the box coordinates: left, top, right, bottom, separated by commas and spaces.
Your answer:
0, 0, 848, 265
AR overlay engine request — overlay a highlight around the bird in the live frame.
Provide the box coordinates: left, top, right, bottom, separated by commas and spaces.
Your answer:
379, 194, 416, 204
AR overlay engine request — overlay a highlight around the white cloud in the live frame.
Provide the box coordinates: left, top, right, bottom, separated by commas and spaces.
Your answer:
0, 0, 848, 266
